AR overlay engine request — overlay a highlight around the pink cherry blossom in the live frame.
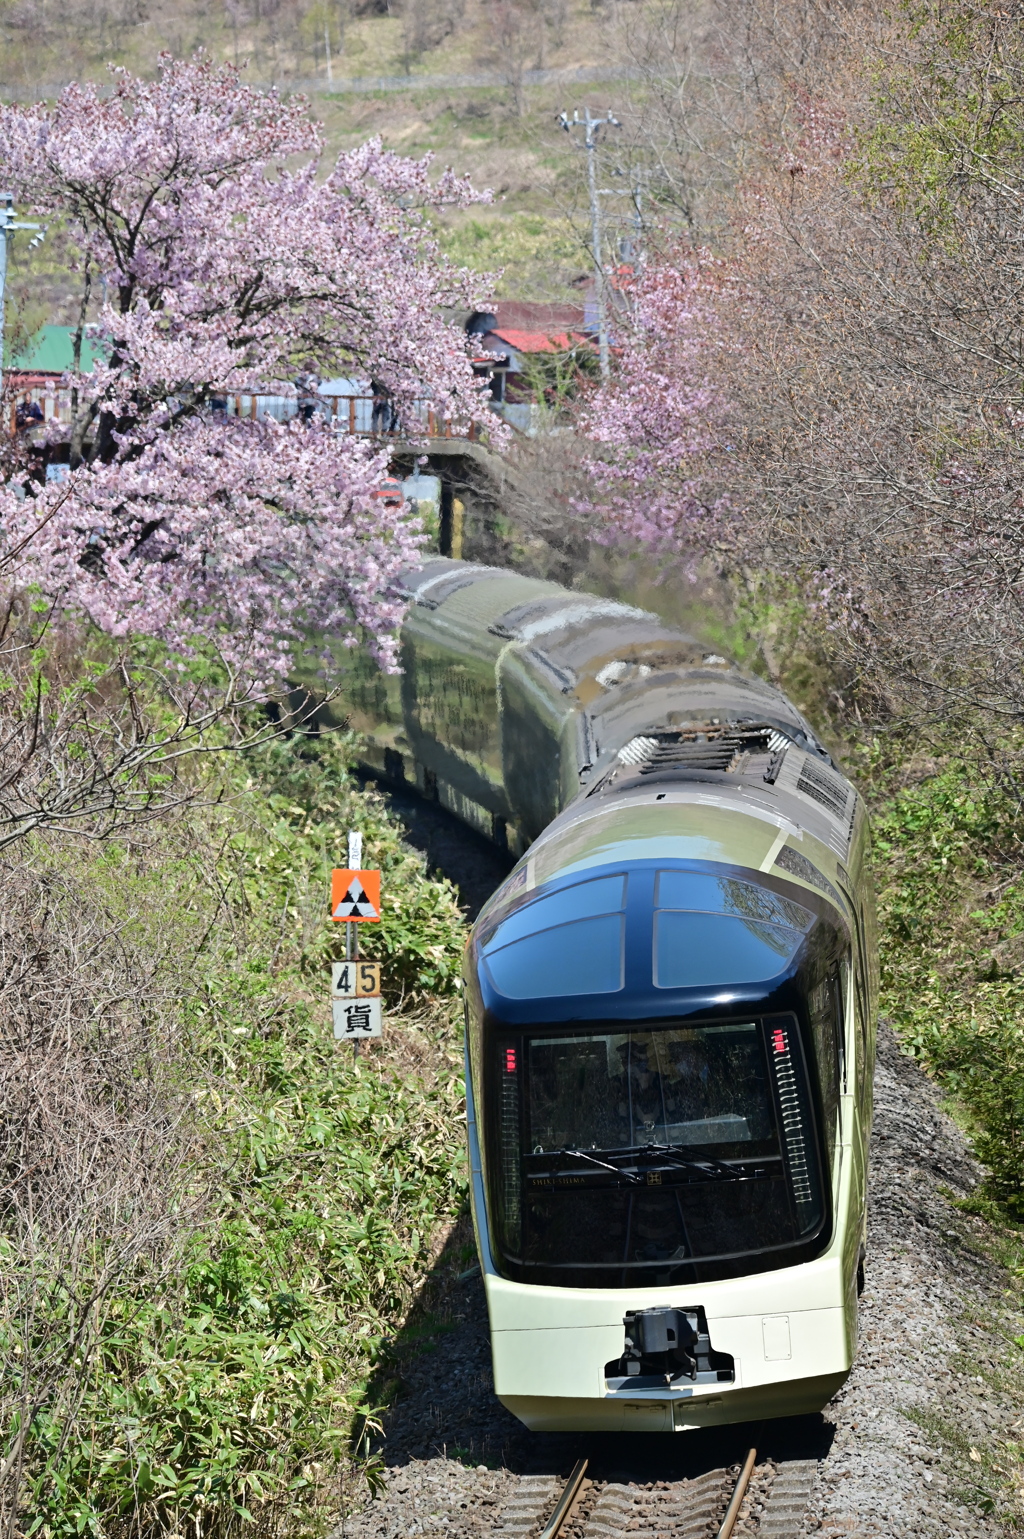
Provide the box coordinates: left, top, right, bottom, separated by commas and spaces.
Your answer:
578, 250, 734, 554
0, 54, 496, 681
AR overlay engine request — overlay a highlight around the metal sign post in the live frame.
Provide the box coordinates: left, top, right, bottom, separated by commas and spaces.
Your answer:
331, 831, 382, 1058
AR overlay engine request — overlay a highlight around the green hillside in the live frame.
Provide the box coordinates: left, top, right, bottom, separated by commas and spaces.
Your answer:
0, 0, 665, 314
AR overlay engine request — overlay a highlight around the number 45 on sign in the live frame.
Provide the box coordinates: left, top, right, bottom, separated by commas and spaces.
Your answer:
331, 960, 382, 1040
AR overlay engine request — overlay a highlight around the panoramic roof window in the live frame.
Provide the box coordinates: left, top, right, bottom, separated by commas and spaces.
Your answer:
484, 874, 625, 948
654, 870, 814, 990
480, 874, 626, 999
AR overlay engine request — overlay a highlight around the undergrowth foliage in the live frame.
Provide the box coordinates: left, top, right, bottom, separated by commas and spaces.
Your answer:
870, 754, 1024, 1219
0, 732, 469, 1538
0, 858, 200, 1525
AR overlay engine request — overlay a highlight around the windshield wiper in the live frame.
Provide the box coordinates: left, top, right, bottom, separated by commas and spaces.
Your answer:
629, 1143, 744, 1180
555, 1147, 643, 1184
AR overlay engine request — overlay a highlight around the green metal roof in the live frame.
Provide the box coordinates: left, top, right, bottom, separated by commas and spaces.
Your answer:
7, 324, 105, 373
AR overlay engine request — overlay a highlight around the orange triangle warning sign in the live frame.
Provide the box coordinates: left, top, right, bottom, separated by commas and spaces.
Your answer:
331, 868, 381, 922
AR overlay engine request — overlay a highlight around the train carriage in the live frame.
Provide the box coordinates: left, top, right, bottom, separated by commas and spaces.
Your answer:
314, 556, 879, 1434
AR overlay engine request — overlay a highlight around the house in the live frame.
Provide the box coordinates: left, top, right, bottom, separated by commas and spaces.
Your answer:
5, 325, 106, 432
465, 302, 593, 425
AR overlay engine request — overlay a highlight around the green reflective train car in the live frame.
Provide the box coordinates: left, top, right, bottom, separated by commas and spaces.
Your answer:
318, 557, 879, 1434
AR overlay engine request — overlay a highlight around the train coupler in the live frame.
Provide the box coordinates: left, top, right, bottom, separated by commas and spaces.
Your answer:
605, 1306, 735, 1387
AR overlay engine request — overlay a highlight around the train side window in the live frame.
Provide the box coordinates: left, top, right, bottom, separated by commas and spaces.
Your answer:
839, 902, 867, 1106
853, 907, 871, 1106
837, 948, 843, 1095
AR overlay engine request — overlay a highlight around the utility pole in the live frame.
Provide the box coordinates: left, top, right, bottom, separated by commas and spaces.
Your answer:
0, 192, 42, 397
557, 108, 620, 381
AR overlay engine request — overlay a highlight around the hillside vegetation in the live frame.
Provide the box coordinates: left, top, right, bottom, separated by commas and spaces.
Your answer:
0, 0, 621, 95
0, 0, 671, 312
1, 727, 473, 1537
10, 4, 1024, 1531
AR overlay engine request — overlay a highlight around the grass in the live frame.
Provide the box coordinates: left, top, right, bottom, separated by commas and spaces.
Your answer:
858, 750, 1024, 1220
12, 730, 474, 1538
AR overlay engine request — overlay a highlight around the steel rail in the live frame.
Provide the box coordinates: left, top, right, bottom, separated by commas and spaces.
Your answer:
716, 1447, 758, 1539
537, 1458, 589, 1539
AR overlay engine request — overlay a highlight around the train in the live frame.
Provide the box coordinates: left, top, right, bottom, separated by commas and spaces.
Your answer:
317, 555, 879, 1435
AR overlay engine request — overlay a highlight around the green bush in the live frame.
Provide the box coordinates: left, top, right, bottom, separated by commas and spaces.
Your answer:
230, 734, 468, 998
9, 732, 470, 1539
872, 757, 1024, 1218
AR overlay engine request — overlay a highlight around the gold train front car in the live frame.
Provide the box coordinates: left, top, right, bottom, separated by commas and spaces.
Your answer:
306, 557, 880, 1435
464, 777, 878, 1432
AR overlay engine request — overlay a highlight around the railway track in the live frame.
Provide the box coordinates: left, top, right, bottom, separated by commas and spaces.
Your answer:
489, 1448, 818, 1539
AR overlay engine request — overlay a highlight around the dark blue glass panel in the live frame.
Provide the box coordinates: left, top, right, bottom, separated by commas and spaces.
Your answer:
654, 911, 803, 989
483, 914, 625, 998
655, 870, 814, 932
482, 874, 626, 950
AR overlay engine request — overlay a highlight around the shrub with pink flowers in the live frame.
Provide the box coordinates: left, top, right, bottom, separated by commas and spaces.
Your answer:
578, 250, 734, 557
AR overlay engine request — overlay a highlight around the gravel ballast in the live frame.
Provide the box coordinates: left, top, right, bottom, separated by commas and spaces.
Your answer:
809, 1024, 1022, 1535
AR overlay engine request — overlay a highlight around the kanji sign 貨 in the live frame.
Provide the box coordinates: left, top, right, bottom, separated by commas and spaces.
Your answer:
331, 868, 381, 922
333, 997, 382, 1039
331, 961, 381, 998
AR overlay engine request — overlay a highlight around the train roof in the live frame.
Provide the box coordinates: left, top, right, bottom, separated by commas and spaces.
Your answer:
522, 786, 854, 918
398, 559, 862, 916
399, 558, 829, 763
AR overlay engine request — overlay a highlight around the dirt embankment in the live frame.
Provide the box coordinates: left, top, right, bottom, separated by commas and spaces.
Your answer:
811, 1025, 1024, 1536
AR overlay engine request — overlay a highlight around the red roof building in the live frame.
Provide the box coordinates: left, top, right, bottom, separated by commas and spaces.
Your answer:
465, 305, 594, 424
490, 328, 583, 354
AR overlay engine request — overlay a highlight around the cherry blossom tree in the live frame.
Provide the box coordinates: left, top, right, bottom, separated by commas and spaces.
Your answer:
578, 250, 734, 557
0, 54, 494, 681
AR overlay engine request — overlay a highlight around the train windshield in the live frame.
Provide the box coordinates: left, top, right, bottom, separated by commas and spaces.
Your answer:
489, 1016, 826, 1287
